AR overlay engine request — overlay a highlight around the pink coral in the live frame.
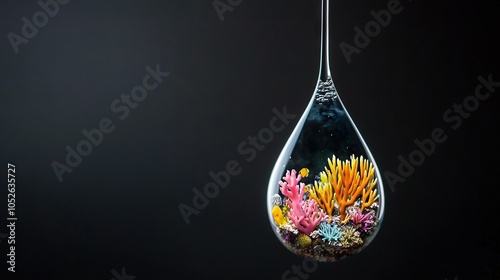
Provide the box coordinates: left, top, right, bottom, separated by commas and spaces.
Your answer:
279, 170, 324, 234
279, 170, 305, 215
288, 199, 324, 235
349, 208, 375, 232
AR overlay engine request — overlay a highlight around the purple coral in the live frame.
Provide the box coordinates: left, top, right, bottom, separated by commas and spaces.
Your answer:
284, 232, 296, 243
349, 208, 375, 232
279, 170, 324, 234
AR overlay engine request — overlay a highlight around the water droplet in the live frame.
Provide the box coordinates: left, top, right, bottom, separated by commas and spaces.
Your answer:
266, 0, 385, 262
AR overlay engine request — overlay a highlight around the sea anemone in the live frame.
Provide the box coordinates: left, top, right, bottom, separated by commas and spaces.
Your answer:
349, 208, 375, 232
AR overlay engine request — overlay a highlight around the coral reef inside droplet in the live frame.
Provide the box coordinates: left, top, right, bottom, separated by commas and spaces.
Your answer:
270, 154, 380, 261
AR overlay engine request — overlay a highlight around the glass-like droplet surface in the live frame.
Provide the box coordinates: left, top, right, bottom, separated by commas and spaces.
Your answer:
267, 0, 385, 261
267, 77, 385, 262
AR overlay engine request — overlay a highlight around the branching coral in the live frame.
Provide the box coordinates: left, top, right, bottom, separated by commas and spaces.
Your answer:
322, 155, 379, 221
279, 170, 324, 234
274, 155, 380, 259
288, 199, 324, 235
309, 172, 335, 216
279, 170, 305, 215
361, 187, 378, 212
318, 222, 342, 244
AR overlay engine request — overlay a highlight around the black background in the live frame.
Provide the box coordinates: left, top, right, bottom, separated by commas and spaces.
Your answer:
1, 0, 500, 279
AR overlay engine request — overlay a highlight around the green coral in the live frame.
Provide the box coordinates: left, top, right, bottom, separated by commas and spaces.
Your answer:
339, 226, 363, 248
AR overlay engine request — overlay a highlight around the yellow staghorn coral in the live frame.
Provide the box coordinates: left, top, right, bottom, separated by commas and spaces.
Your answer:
361, 187, 378, 212
309, 172, 335, 216
321, 154, 379, 221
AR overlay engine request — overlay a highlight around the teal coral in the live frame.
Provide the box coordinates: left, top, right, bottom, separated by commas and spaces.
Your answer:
272, 153, 381, 261
318, 222, 342, 244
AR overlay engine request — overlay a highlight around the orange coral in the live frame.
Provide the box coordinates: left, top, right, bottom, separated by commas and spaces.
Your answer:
323, 155, 378, 221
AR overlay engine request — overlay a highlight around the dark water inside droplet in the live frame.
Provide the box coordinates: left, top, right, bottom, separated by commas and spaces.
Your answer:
284, 93, 368, 185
